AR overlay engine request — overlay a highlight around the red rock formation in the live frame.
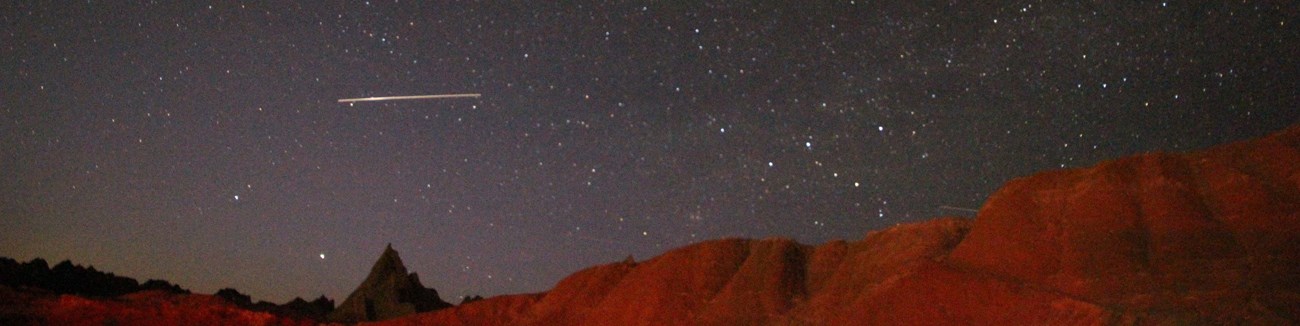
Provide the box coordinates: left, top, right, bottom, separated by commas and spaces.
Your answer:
374, 124, 1299, 325
943, 124, 1300, 323
330, 244, 452, 323
377, 218, 974, 325
0, 288, 314, 326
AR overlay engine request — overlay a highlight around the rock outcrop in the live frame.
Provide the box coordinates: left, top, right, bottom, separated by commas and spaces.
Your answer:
372, 218, 974, 326
937, 123, 1300, 324
374, 124, 1300, 325
329, 244, 452, 322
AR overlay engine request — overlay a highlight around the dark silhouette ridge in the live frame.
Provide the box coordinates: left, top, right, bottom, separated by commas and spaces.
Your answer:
0, 256, 335, 322
215, 287, 254, 306
274, 295, 336, 321
139, 279, 188, 294
460, 295, 484, 305
328, 243, 452, 322
214, 287, 336, 321
0, 257, 188, 298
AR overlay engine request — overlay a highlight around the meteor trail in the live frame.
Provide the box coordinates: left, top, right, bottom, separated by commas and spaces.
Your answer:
337, 93, 481, 103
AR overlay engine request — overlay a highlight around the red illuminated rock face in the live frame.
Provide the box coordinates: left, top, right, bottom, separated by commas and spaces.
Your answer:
376, 218, 974, 325
375, 125, 1299, 325
943, 124, 1300, 323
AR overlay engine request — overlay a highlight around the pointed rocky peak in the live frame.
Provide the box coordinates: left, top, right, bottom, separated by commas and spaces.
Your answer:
369, 243, 407, 278
328, 244, 452, 323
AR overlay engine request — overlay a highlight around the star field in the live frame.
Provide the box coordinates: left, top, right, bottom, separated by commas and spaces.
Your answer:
2, 2, 1297, 303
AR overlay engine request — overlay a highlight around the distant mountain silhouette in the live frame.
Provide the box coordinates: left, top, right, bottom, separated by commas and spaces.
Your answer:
328, 243, 452, 322
376, 124, 1300, 325
215, 287, 335, 321
0, 256, 334, 323
459, 295, 485, 305
0, 257, 188, 298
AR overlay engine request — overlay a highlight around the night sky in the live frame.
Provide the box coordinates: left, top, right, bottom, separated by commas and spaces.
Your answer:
3, 2, 1297, 303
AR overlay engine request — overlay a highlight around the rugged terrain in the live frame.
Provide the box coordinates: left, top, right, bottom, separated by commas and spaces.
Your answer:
2, 124, 1296, 324
374, 125, 1299, 325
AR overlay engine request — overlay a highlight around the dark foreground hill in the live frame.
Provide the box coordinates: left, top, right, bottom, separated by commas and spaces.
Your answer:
372, 125, 1299, 325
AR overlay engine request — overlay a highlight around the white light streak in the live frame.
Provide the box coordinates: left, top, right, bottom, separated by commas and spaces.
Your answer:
337, 93, 481, 103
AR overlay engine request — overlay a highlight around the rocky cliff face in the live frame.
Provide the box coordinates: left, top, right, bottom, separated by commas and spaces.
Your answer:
372, 218, 974, 326
374, 125, 1300, 325
329, 244, 452, 323
940, 124, 1300, 323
